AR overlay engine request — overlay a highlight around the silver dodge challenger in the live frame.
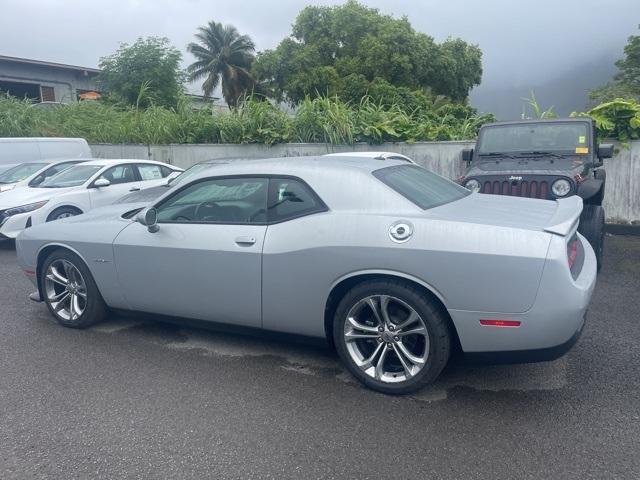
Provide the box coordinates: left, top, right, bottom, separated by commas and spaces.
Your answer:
16, 156, 597, 394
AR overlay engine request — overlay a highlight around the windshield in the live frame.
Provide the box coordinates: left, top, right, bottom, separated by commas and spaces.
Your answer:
373, 165, 470, 209
478, 122, 590, 155
0, 163, 47, 184
170, 163, 218, 186
39, 165, 102, 188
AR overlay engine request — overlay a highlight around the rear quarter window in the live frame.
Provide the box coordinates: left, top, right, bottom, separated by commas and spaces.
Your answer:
373, 165, 470, 209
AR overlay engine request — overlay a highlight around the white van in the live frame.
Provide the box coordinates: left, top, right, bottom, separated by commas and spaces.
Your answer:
0, 138, 91, 173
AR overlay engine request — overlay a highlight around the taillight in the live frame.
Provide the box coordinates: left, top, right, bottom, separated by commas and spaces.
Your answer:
567, 236, 579, 269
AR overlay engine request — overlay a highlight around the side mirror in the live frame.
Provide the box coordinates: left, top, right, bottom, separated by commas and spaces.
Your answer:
136, 207, 159, 233
598, 143, 614, 159
93, 178, 111, 188
461, 148, 474, 163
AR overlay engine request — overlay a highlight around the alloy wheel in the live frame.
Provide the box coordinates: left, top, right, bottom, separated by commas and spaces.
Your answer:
343, 295, 430, 383
44, 259, 88, 321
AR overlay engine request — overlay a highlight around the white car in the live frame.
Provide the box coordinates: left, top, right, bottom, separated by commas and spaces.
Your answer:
0, 159, 88, 193
0, 159, 182, 239
325, 151, 416, 163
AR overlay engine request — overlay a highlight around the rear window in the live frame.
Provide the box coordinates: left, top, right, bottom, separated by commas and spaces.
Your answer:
373, 165, 470, 209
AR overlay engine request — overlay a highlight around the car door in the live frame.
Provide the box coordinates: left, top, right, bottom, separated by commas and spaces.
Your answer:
113, 176, 269, 328
88, 163, 141, 208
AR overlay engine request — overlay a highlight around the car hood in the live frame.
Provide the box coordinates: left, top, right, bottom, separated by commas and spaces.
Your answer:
59, 202, 147, 225
0, 182, 18, 193
427, 192, 572, 232
467, 156, 586, 176
0, 187, 73, 209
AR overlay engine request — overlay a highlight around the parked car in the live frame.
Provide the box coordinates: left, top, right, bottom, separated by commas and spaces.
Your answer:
325, 151, 415, 163
0, 159, 182, 239
114, 159, 232, 205
0, 137, 91, 173
16, 157, 596, 394
0, 159, 87, 193
459, 118, 613, 269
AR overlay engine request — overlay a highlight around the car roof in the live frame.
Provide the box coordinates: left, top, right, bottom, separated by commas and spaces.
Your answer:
185, 155, 408, 178
483, 117, 593, 128
325, 151, 414, 162
79, 158, 172, 167
153, 156, 419, 215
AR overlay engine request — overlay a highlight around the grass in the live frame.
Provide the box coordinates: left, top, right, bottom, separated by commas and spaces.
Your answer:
0, 93, 495, 145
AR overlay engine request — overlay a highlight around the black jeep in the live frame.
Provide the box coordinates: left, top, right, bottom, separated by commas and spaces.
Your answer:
460, 118, 613, 269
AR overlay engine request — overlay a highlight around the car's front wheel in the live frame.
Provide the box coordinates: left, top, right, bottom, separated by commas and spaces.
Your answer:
41, 249, 108, 328
46, 206, 82, 222
333, 280, 451, 394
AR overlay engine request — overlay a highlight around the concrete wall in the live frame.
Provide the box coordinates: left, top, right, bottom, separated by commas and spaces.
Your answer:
90, 141, 640, 224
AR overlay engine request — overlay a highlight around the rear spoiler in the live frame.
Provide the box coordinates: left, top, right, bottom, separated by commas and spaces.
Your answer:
544, 196, 583, 237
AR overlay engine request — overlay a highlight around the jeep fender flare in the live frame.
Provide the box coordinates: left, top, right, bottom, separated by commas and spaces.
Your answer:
577, 178, 604, 202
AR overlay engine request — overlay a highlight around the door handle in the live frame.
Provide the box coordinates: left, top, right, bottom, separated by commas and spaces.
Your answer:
235, 236, 256, 246
129, 187, 141, 192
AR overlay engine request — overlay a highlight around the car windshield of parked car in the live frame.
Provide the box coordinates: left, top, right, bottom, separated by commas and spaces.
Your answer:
478, 122, 589, 155
39, 165, 103, 188
374, 165, 470, 209
169, 163, 218, 186
0, 163, 48, 183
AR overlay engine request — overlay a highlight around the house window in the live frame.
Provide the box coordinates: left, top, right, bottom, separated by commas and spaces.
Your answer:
40, 86, 55, 102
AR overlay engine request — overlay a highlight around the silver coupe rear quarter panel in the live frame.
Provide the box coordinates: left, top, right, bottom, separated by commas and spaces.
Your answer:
262, 212, 551, 338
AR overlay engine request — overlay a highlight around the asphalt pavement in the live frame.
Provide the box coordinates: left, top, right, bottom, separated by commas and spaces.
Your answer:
0, 235, 638, 479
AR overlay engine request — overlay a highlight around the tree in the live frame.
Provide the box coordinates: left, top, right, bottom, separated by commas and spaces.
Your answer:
252, 0, 482, 105
97, 37, 184, 108
187, 21, 257, 108
589, 25, 640, 104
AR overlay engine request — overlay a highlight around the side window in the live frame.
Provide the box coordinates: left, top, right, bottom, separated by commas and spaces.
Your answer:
160, 165, 174, 178
137, 164, 164, 181
156, 177, 268, 224
97, 164, 137, 185
267, 177, 326, 223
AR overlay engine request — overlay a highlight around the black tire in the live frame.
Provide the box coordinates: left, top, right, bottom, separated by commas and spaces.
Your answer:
579, 204, 605, 271
46, 206, 82, 222
333, 279, 451, 395
41, 249, 108, 328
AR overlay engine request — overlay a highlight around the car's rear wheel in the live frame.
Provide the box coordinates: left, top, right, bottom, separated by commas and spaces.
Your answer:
46, 206, 82, 222
579, 204, 605, 271
41, 249, 108, 328
333, 280, 451, 394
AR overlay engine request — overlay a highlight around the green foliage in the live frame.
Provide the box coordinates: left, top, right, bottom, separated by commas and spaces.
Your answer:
187, 21, 258, 108
522, 91, 557, 119
589, 25, 640, 104
253, 0, 482, 105
97, 37, 184, 108
572, 99, 640, 144
0, 93, 493, 146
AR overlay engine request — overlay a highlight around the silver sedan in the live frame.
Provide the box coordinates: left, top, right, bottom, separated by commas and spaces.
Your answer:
16, 156, 597, 394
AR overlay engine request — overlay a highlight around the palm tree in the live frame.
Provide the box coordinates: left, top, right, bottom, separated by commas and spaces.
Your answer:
187, 21, 256, 108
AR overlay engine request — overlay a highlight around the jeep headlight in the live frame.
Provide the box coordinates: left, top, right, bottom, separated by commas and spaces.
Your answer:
4, 200, 48, 217
465, 179, 481, 193
551, 179, 571, 197
0, 184, 15, 193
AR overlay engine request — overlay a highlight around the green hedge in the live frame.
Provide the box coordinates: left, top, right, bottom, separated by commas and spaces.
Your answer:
0, 94, 494, 145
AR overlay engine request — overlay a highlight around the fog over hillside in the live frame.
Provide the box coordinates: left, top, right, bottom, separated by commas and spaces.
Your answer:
470, 51, 620, 120
0, 0, 638, 118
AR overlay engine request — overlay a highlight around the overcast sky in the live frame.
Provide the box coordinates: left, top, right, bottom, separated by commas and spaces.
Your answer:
1, 0, 638, 116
